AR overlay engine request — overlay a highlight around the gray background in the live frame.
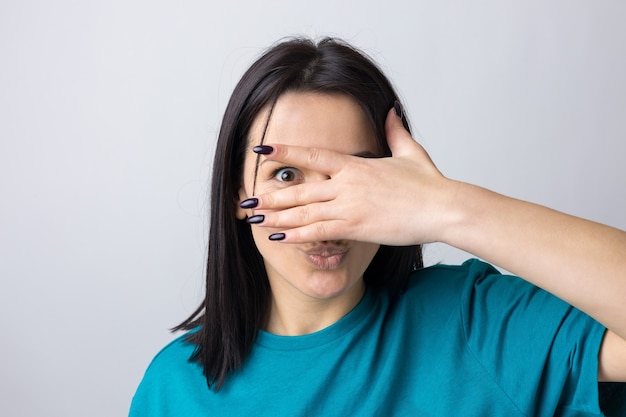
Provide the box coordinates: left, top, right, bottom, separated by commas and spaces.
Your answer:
1, 1, 624, 416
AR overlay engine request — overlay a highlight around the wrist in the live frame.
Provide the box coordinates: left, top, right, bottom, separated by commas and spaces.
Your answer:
436, 181, 494, 249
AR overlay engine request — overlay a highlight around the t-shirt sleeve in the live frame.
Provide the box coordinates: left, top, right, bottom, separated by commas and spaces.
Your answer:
459, 259, 608, 416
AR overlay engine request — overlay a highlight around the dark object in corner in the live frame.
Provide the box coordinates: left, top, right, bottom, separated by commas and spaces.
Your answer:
599, 383, 626, 417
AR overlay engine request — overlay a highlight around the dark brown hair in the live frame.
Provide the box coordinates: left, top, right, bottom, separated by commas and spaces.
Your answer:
174, 37, 423, 390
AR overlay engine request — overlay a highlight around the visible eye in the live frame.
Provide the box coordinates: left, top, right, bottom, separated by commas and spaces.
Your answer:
273, 167, 302, 183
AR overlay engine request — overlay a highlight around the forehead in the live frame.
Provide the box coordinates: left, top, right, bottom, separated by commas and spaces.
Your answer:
249, 92, 379, 154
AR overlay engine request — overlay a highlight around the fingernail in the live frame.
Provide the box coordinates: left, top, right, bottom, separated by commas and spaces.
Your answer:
268, 233, 285, 241
246, 214, 264, 224
240, 198, 258, 209
253, 145, 273, 155
393, 100, 403, 119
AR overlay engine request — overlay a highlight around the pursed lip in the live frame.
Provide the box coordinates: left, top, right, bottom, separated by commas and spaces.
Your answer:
302, 244, 349, 270
304, 244, 349, 257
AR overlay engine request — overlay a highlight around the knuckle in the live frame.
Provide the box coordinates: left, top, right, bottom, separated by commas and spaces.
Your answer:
314, 222, 327, 238
264, 211, 276, 226
298, 205, 311, 223
290, 230, 303, 242
275, 145, 289, 159
307, 147, 322, 166
292, 185, 307, 204
261, 194, 273, 207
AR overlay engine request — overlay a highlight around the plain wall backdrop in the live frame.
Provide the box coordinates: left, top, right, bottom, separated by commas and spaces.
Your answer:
1, 1, 624, 415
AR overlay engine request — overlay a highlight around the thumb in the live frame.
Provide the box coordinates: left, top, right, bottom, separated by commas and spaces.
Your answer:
384, 102, 422, 157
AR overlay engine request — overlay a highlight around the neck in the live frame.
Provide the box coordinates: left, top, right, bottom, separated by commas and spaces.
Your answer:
264, 280, 365, 336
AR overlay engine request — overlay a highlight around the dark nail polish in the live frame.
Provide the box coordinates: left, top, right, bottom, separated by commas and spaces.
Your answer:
240, 198, 258, 209
269, 233, 286, 241
253, 145, 273, 155
246, 214, 264, 224
394, 100, 403, 119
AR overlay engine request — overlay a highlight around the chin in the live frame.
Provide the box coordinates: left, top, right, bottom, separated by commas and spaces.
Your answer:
302, 272, 363, 300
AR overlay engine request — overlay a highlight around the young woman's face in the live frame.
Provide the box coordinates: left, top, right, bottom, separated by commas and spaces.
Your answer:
237, 92, 381, 305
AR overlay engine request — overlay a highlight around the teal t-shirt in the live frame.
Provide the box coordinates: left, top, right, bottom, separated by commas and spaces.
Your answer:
130, 260, 610, 416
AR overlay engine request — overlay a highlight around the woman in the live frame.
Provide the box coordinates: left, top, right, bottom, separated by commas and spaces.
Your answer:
130, 38, 626, 416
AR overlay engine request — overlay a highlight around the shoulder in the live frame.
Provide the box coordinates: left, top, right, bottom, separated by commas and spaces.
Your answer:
143, 331, 198, 375
385, 259, 508, 337
404, 258, 509, 307
406, 258, 595, 342
407, 258, 502, 289
406, 258, 566, 311
130, 331, 206, 416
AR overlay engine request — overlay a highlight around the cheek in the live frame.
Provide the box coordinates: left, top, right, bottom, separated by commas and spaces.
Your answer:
357, 244, 381, 268
249, 223, 281, 251
249, 226, 291, 273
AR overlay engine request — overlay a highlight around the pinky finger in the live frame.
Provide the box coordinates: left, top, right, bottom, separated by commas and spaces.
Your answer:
267, 220, 347, 244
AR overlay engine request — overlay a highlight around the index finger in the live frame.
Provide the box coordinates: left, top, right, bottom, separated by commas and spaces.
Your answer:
254, 144, 348, 176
